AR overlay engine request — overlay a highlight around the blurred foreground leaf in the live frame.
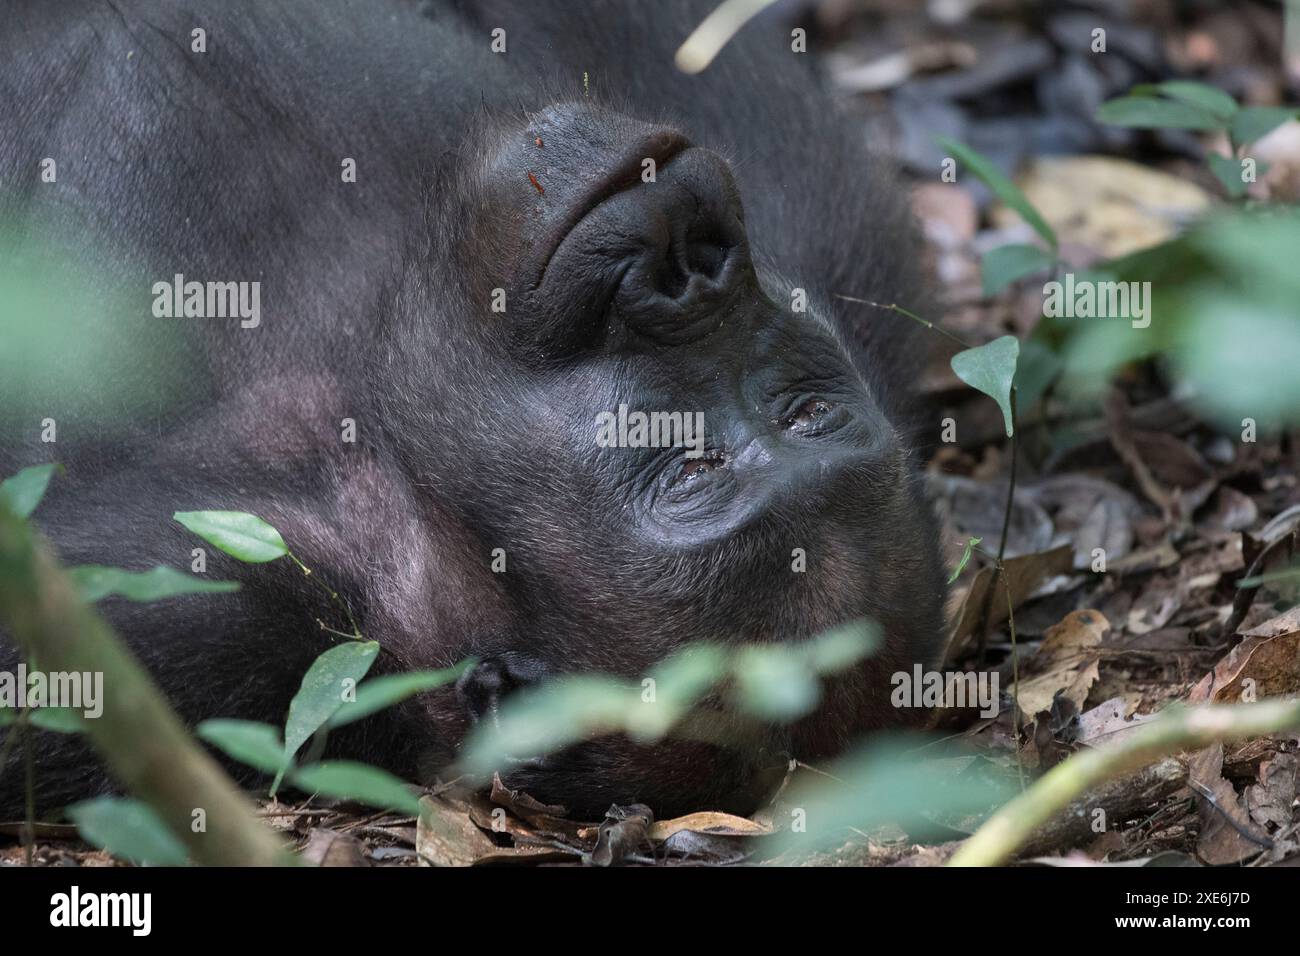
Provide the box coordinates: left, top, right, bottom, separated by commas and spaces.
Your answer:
0, 464, 60, 519
70, 564, 239, 603
68, 797, 189, 866
773, 741, 1017, 854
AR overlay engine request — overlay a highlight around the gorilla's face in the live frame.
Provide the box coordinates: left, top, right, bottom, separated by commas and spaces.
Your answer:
384, 103, 944, 815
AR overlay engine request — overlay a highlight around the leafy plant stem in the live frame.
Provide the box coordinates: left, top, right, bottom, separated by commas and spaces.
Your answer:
288, 552, 362, 639
977, 387, 1019, 662
23, 700, 34, 866
949, 698, 1300, 866
1003, 571, 1025, 793
0, 708, 26, 788
833, 296, 976, 351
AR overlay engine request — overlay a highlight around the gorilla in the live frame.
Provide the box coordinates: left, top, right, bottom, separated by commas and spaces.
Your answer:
0, 0, 945, 819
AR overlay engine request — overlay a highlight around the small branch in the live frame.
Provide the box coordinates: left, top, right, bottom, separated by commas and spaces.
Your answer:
1002, 571, 1025, 791
674, 0, 779, 74
949, 698, 1300, 866
289, 552, 362, 639
1220, 526, 1300, 638
1104, 388, 1176, 522
1017, 757, 1188, 858
977, 387, 1018, 661
23, 709, 34, 866
0, 709, 28, 787
834, 295, 975, 351
0, 506, 294, 866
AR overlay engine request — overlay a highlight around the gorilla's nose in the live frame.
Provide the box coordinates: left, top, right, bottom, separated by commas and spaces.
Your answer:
603, 147, 751, 340
489, 103, 756, 353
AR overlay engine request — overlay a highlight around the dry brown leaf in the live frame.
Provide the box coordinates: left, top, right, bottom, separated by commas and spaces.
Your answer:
1186, 630, 1300, 704
1201, 486, 1259, 534
1243, 606, 1300, 639
990, 155, 1211, 258
1074, 693, 1155, 746
416, 793, 571, 866
648, 811, 773, 841
1012, 609, 1108, 716
300, 828, 368, 867
1189, 744, 1262, 865
944, 544, 1074, 661
1130, 430, 1214, 491
590, 804, 654, 867
488, 773, 586, 840
416, 793, 499, 867
1246, 752, 1298, 831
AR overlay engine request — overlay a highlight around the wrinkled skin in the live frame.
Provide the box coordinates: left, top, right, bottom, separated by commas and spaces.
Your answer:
0, 0, 945, 818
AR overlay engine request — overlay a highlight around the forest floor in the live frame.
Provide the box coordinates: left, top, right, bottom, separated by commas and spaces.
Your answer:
5, 0, 1298, 868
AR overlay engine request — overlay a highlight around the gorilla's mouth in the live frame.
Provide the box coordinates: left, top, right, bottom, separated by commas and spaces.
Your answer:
531, 129, 692, 289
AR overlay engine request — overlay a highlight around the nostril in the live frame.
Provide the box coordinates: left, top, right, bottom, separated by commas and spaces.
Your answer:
685, 233, 728, 281
645, 218, 732, 302
604, 148, 751, 342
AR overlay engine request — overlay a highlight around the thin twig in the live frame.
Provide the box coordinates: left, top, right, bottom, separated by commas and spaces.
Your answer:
23, 711, 34, 866
674, 0, 780, 74
1002, 572, 1025, 792
289, 553, 363, 639
977, 387, 1019, 661
834, 295, 975, 350
949, 698, 1300, 866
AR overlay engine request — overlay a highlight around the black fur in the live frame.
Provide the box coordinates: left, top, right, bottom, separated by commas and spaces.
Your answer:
0, 0, 944, 819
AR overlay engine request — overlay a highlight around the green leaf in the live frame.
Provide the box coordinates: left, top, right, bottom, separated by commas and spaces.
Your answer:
326, 662, 473, 731
173, 510, 288, 563
1193, 209, 1300, 295
1096, 96, 1224, 131
771, 741, 1016, 853
290, 761, 421, 815
460, 675, 636, 774
1230, 107, 1299, 147
807, 619, 880, 674
1175, 293, 1300, 431
1132, 81, 1238, 122
0, 463, 59, 519
1237, 565, 1300, 589
948, 537, 982, 584
732, 645, 820, 720
69, 564, 240, 603
1207, 153, 1250, 199
197, 719, 287, 775
31, 707, 86, 733
646, 644, 728, 707
67, 797, 188, 866
0, 707, 85, 732
951, 335, 1020, 437
982, 244, 1055, 297
277, 641, 381, 788
936, 137, 1056, 250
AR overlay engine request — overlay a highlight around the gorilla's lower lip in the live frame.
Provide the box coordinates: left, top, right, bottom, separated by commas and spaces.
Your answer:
531, 131, 692, 290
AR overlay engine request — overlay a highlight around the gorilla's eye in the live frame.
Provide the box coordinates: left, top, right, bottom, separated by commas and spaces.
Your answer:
675, 451, 726, 485
785, 399, 832, 430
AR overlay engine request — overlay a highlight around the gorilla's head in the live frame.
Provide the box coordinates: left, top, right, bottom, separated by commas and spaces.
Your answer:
380, 102, 945, 815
